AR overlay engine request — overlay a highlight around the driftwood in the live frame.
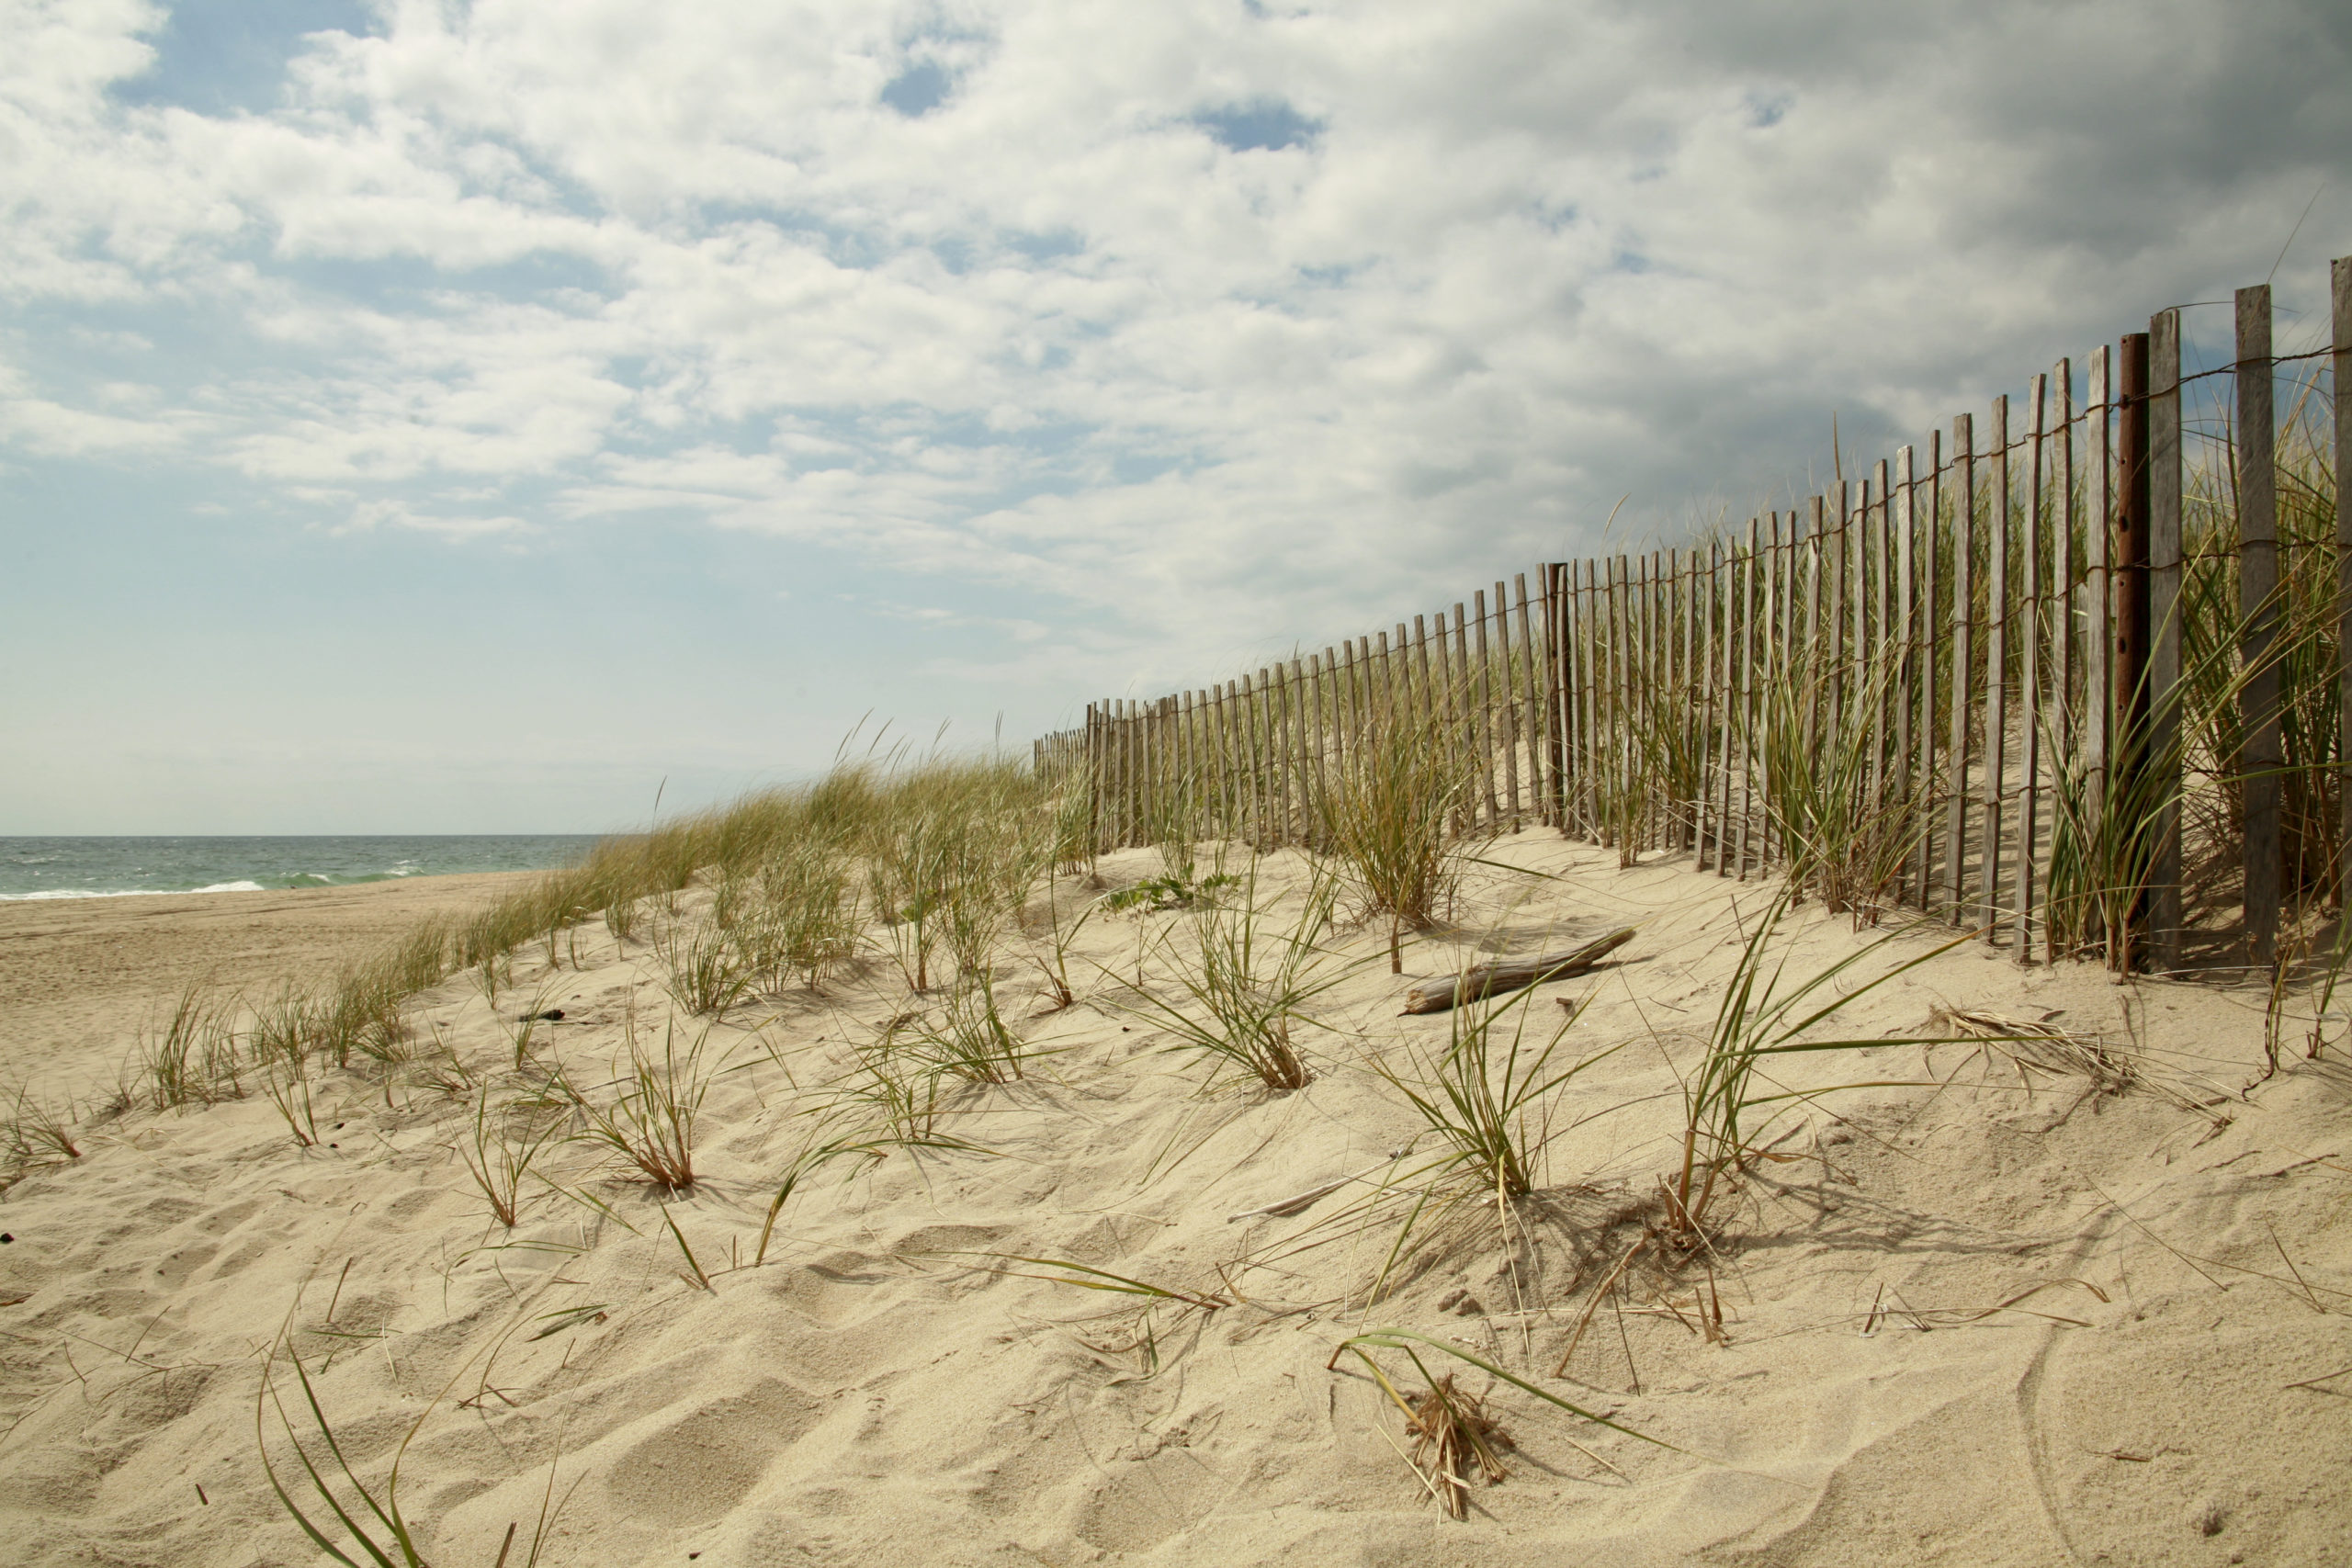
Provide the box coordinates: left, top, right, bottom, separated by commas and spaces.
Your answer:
1400, 927, 1635, 1015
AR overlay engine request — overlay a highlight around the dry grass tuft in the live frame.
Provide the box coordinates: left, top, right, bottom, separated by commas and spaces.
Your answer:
1403, 1373, 1514, 1517
1934, 1007, 2137, 1095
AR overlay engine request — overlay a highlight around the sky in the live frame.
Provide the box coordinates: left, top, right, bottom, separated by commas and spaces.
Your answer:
2, 0, 2346, 834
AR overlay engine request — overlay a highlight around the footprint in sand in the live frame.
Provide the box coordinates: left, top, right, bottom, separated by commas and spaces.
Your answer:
605, 1378, 825, 1527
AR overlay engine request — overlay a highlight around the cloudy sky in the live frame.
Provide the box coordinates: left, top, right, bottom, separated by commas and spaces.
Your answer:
3, 0, 2345, 833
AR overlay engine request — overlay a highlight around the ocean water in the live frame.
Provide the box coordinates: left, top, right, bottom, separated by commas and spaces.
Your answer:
0, 836, 602, 901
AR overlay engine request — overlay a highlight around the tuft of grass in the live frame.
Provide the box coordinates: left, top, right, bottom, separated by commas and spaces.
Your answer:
562, 1014, 713, 1192
729, 838, 860, 993
139, 986, 239, 1111
1, 1084, 82, 1181
843, 1023, 953, 1144
1753, 640, 1923, 923
1317, 696, 1483, 973
1026, 878, 1100, 1011
457, 1090, 564, 1229
1401, 1373, 1512, 1517
259, 1308, 566, 1567
1111, 858, 1349, 1091
1329, 1329, 1678, 1511
654, 919, 753, 1018
258, 1041, 322, 1148
503, 979, 562, 1069
905, 970, 1033, 1084
1374, 980, 1624, 1201
1667, 893, 1962, 1242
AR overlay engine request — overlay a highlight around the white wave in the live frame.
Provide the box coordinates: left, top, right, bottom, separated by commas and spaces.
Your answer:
0, 880, 268, 902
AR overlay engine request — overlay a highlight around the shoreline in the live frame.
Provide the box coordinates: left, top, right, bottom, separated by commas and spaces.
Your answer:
0, 871, 543, 1095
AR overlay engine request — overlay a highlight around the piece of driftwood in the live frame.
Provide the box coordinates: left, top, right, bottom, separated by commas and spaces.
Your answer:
1400, 927, 1634, 1015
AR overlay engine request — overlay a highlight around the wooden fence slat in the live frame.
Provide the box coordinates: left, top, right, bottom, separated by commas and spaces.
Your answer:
1896, 447, 1918, 908
1917, 436, 1942, 912
2053, 358, 2077, 953
1617, 556, 1635, 850
1871, 465, 1892, 825
1634, 555, 1653, 851
1948, 415, 1976, 924
1234, 679, 1252, 843
1679, 550, 1699, 849
2149, 308, 2185, 971
1640, 556, 1657, 851
1472, 591, 1499, 828
1825, 479, 1844, 751
1592, 563, 1609, 840
1289, 658, 1313, 844
1736, 519, 1759, 877
1107, 698, 1124, 848
1175, 691, 1193, 835
2017, 373, 2047, 964
1544, 566, 1567, 826
2084, 347, 2112, 953
1511, 575, 1540, 826
2055, 358, 2078, 797
1697, 544, 1719, 866
1261, 668, 1284, 844
1765, 515, 1786, 868
2237, 284, 2281, 964
1985, 394, 2012, 942
1085, 703, 1100, 852
1442, 605, 1466, 834
1311, 650, 1331, 837
1495, 582, 1521, 829
2335, 257, 2352, 904
1232, 673, 1255, 847
2115, 336, 2152, 968
1721, 540, 1740, 879
1804, 497, 1825, 789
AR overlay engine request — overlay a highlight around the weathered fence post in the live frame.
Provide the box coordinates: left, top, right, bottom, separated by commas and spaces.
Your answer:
2084, 347, 2112, 953
2115, 333, 2153, 970
2237, 284, 2281, 964
2335, 255, 2352, 905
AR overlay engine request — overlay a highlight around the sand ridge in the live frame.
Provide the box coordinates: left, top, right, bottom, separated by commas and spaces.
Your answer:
0, 840, 2346, 1565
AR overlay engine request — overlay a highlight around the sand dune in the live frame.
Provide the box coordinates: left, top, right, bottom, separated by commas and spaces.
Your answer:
0, 840, 2346, 1565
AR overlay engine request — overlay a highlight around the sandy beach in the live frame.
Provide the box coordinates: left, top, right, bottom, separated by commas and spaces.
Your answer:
0, 840, 2346, 1565
0, 874, 540, 1100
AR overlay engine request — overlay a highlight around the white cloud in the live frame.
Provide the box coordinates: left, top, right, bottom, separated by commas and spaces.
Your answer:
2, 0, 2346, 695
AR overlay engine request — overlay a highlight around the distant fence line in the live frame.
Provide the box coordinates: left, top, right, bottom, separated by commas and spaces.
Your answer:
1036, 259, 2352, 973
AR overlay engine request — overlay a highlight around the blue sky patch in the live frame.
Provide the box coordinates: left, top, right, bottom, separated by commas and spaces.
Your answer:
108, 0, 373, 117
1192, 99, 1321, 152
881, 62, 953, 117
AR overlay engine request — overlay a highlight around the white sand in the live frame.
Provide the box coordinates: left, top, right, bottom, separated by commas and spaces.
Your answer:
0, 839, 2346, 1565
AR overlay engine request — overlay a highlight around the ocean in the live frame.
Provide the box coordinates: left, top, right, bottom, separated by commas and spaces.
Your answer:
0, 836, 602, 901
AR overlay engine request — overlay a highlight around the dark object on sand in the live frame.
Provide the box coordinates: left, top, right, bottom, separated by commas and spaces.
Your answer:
1401, 928, 1634, 1015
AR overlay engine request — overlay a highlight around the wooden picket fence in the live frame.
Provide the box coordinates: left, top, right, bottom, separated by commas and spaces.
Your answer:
1036, 259, 2352, 972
